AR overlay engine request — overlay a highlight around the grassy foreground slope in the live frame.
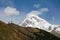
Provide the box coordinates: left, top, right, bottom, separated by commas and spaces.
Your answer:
0, 21, 60, 40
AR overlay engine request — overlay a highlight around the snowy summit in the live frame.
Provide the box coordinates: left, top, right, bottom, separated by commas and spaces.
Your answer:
20, 13, 58, 32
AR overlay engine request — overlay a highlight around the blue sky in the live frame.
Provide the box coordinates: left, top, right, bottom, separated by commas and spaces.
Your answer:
0, 0, 60, 25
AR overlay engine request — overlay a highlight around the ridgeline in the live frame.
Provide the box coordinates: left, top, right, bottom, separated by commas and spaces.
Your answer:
0, 21, 60, 40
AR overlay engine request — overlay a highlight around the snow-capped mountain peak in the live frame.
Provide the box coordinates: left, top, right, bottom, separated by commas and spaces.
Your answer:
20, 14, 60, 38
20, 14, 55, 32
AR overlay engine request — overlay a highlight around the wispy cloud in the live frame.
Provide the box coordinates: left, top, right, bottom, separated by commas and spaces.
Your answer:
52, 16, 55, 21
39, 8, 48, 13
34, 3, 40, 8
28, 3, 48, 16
27, 8, 48, 16
27, 10, 41, 16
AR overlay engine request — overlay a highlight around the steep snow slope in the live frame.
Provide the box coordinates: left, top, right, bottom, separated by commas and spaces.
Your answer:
20, 14, 56, 32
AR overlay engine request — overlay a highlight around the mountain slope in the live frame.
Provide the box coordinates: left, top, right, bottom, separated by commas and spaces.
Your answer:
0, 21, 60, 40
20, 14, 55, 32
20, 14, 60, 38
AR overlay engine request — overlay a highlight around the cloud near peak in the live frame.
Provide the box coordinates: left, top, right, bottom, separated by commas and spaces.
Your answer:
27, 8, 48, 16
27, 3, 48, 16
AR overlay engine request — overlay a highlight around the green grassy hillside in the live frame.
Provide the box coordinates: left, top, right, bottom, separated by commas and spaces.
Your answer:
0, 21, 60, 40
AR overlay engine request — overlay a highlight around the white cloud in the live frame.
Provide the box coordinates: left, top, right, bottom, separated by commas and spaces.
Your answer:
33, 3, 48, 15
39, 8, 48, 12
34, 3, 40, 8
27, 11, 41, 16
3, 6, 20, 16
27, 8, 48, 16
